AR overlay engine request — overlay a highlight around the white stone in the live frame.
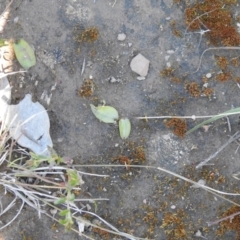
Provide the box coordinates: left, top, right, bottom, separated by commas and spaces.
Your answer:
117, 33, 126, 41
130, 53, 150, 77
137, 76, 146, 81
206, 73, 212, 78
167, 50, 175, 54
166, 62, 171, 68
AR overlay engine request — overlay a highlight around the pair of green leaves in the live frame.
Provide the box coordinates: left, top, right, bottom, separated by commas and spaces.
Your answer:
13, 39, 36, 69
90, 104, 131, 139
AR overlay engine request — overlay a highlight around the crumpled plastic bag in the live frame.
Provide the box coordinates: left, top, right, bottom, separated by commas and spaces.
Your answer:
0, 76, 53, 156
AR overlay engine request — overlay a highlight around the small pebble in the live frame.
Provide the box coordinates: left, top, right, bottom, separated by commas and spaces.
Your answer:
117, 33, 126, 41
109, 76, 122, 83
167, 50, 175, 54
128, 43, 132, 47
166, 62, 171, 68
206, 73, 212, 78
137, 76, 146, 81
171, 205, 176, 209
14, 17, 19, 24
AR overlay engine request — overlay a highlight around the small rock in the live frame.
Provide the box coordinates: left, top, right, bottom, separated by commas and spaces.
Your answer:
137, 76, 146, 81
166, 62, 171, 68
128, 43, 132, 47
167, 50, 175, 54
206, 73, 212, 78
171, 205, 176, 209
130, 53, 150, 77
109, 76, 122, 83
14, 17, 19, 24
117, 33, 126, 41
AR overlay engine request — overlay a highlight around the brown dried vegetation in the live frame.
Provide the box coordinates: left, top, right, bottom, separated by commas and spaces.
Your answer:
165, 118, 187, 138
185, 0, 240, 46
216, 56, 228, 69
160, 67, 174, 77
78, 79, 94, 97
161, 210, 187, 239
216, 72, 231, 82
217, 206, 240, 239
185, 82, 201, 97
74, 27, 99, 44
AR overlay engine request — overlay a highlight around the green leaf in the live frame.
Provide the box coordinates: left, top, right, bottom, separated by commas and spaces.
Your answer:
59, 209, 70, 216
67, 169, 80, 187
67, 193, 75, 202
13, 39, 36, 69
59, 218, 68, 225
187, 107, 240, 134
90, 104, 119, 123
54, 197, 66, 205
119, 117, 131, 139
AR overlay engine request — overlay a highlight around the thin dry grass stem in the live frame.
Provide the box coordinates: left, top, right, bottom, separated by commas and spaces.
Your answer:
33, 166, 109, 178
196, 131, 240, 169
0, 0, 14, 19
0, 70, 26, 78
0, 200, 24, 230
226, 116, 231, 132
136, 111, 240, 120
0, 196, 16, 216
207, 211, 240, 227
76, 164, 240, 196
188, 47, 240, 75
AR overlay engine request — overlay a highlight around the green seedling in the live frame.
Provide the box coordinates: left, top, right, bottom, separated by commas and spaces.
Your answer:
26, 149, 63, 170
13, 38, 36, 69
119, 117, 131, 139
54, 169, 80, 231
90, 104, 119, 123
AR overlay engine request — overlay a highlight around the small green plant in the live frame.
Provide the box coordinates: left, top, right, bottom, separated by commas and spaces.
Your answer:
54, 169, 80, 231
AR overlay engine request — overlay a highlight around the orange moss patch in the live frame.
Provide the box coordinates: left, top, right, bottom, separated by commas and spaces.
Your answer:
112, 156, 131, 170
161, 210, 187, 240
170, 77, 182, 83
165, 118, 187, 138
231, 57, 239, 67
92, 227, 109, 239
217, 205, 240, 239
112, 142, 146, 168
202, 88, 214, 97
216, 56, 228, 69
78, 79, 94, 97
234, 76, 240, 83
143, 210, 158, 235
170, 20, 182, 38
74, 27, 99, 43
216, 72, 231, 82
160, 67, 174, 77
131, 146, 146, 164
185, 82, 201, 97
185, 0, 240, 46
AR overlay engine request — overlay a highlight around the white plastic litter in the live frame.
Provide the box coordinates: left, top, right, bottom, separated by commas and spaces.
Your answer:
0, 76, 53, 156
